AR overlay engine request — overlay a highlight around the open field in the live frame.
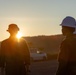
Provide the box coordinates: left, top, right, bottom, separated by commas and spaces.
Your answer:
30, 60, 58, 75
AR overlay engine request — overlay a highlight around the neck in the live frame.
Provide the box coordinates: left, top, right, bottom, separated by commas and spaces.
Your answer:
9, 35, 17, 39
66, 33, 74, 38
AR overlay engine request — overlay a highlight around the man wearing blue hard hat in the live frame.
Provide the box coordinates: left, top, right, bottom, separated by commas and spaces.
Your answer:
56, 16, 76, 75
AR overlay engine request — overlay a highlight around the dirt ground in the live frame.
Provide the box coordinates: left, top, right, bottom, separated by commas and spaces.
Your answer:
30, 60, 58, 75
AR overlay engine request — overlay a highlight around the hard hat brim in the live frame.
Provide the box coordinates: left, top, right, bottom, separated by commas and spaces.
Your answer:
60, 24, 76, 28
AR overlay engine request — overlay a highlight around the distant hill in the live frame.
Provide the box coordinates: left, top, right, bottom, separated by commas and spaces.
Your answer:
23, 34, 64, 54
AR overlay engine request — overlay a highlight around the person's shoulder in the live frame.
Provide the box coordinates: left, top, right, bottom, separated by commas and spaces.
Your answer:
19, 37, 27, 44
67, 36, 76, 42
19, 38, 28, 47
19, 37, 26, 42
61, 37, 70, 45
62, 36, 76, 45
1, 38, 9, 44
63, 36, 76, 41
0, 39, 9, 46
61, 38, 67, 44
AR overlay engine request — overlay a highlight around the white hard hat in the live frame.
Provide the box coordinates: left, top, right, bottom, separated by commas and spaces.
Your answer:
60, 16, 76, 28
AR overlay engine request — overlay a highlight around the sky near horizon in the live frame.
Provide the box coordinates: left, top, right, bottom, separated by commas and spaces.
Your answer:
0, 0, 76, 41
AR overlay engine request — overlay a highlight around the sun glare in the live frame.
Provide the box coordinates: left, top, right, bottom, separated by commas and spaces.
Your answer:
16, 32, 22, 39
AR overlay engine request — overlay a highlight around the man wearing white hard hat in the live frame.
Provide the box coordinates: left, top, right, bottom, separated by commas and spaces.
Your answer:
56, 16, 76, 75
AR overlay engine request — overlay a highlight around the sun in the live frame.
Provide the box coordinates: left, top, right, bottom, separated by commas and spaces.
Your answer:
16, 31, 22, 39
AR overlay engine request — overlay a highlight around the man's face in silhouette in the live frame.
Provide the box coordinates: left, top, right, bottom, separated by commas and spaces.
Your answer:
7, 24, 19, 36
8, 28, 18, 36
62, 26, 75, 36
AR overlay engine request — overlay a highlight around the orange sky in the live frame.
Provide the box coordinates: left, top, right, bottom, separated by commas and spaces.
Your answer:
0, 0, 76, 41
